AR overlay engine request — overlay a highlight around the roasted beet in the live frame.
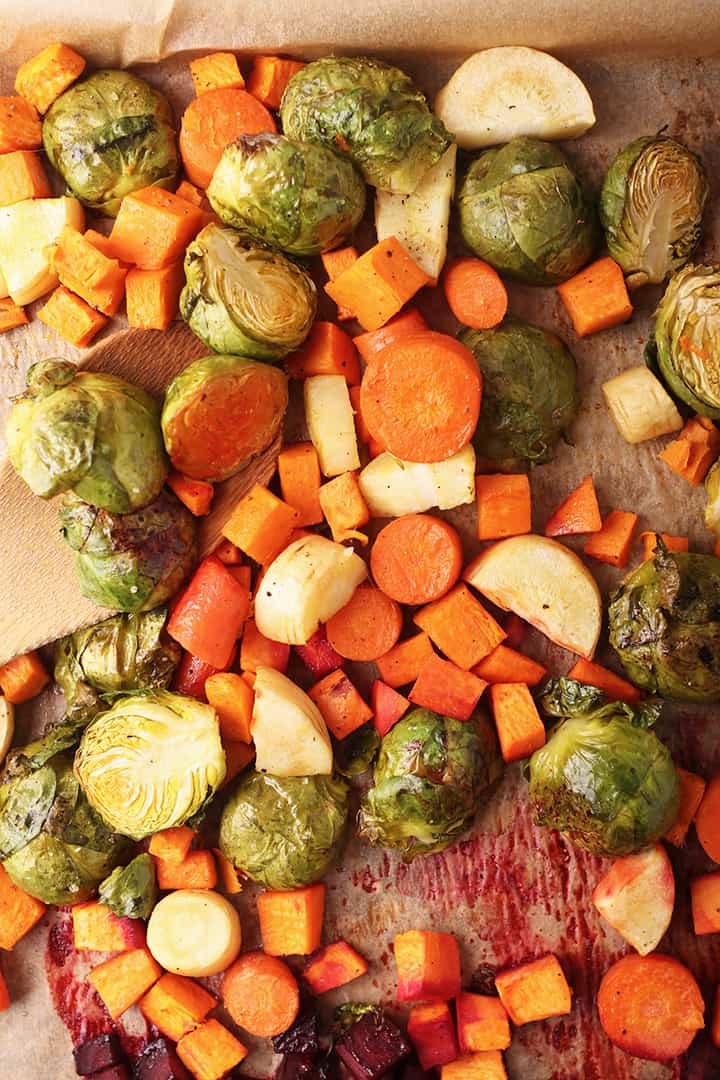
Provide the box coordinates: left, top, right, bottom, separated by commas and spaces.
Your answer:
132, 1038, 192, 1080
94, 1069, 130, 1080
399, 1065, 433, 1080
275, 1054, 317, 1079
73, 1033, 124, 1076
272, 1000, 320, 1056
334, 1010, 411, 1080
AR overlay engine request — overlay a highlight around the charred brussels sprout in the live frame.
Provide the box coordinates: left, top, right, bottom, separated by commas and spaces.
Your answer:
98, 853, 157, 920
180, 223, 317, 359
7, 360, 168, 514
74, 691, 226, 841
461, 319, 579, 467
207, 133, 366, 256
528, 678, 679, 856
608, 544, 720, 702
600, 135, 707, 288
280, 56, 451, 194
43, 70, 178, 216
219, 771, 349, 889
60, 490, 196, 613
357, 707, 502, 860
457, 137, 597, 284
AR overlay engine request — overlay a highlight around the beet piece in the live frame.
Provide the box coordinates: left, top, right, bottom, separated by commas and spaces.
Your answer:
94, 1069, 130, 1080
132, 1039, 192, 1080
74, 1034, 124, 1076
400, 1066, 433, 1080
272, 1000, 320, 1055
334, 1011, 411, 1080
275, 1055, 317, 1080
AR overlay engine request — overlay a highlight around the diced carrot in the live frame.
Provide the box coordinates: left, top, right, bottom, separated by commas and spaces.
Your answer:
545, 475, 602, 537
0, 968, 9, 1012
394, 930, 461, 1002
149, 826, 195, 865
665, 768, 706, 847
37, 286, 108, 346
308, 669, 373, 739
410, 652, 488, 722
258, 883, 325, 957
140, 972, 216, 1043
713, 987, 720, 1049
294, 626, 343, 678
0, 97, 41, 152
326, 582, 402, 662
319, 471, 370, 544
72, 902, 145, 952
175, 180, 204, 206
285, 321, 361, 385
155, 850, 218, 891
659, 415, 720, 486
457, 992, 511, 1053
166, 470, 214, 517
0, 149, 51, 205
489, 683, 545, 763
415, 583, 506, 670
14, 43, 85, 114
213, 539, 243, 565
473, 645, 546, 687
408, 1000, 459, 1071
640, 531, 689, 562
190, 53, 245, 95
444, 257, 508, 330
326, 236, 432, 331
247, 56, 306, 110
694, 773, 720, 863
109, 187, 205, 269
88, 949, 162, 1020
172, 650, 232, 701
584, 509, 638, 567
180, 88, 276, 189
567, 658, 642, 704
278, 443, 323, 527
239, 619, 290, 674
222, 952, 299, 1037
126, 263, 185, 331
441, 1053, 508, 1079
303, 941, 369, 994
0, 297, 29, 333
354, 307, 429, 363
322, 246, 358, 320
205, 672, 254, 742
177, 1018, 248, 1080
220, 739, 255, 788
476, 474, 531, 541
53, 225, 127, 315
557, 256, 633, 337
0, 650, 49, 704
371, 514, 463, 606
495, 955, 571, 1025
0, 865, 46, 949
213, 848, 243, 895
372, 680, 410, 737
376, 632, 435, 689
168, 556, 250, 668
222, 484, 299, 566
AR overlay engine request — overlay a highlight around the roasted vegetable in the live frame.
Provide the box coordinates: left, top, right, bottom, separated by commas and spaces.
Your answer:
334, 1005, 412, 1078
207, 133, 366, 257
98, 853, 157, 920
280, 55, 451, 194
358, 707, 502, 860
43, 69, 178, 216
219, 771, 349, 889
7, 360, 168, 513
74, 690, 226, 840
180, 223, 317, 360
706, 460, 720, 534
600, 135, 707, 288
457, 137, 597, 284
528, 678, 679, 856
60, 491, 196, 613
251, 667, 333, 777
608, 544, 720, 702
0, 195, 84, 305
461, 319, 579, 467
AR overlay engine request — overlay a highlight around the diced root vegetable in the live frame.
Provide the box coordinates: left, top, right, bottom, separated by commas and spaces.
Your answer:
251, 667, 332, 777
177, 1019, 248, 1080
694, 773, 720, 863
304, 374, 360, 477
190, 52, 245, 95
73, 1034, 124, 1077
489, 683, 545, 762
319, 470, 370, 543
602, 366, 683, 444
148, 826, 195, 864
0, 149, 51, 205
495, 955, 572, 1026
0, 95, 42, 152
325, 236, 431, 331
285, 321, 361, 384
0, 195, 84, 305
258, 883, 325, 956
410, 652, 488, 722
167, 556, 250, 668
108, 186, 205, 269
247, 56, 306, 109
407, 1001, 459, 1070
372, 680, 410, 737
0, 296, 28, 332
88, 949, 163, 1020
592, 844, 675, 955
53, 225, 127, 315
155, 850, 218, 892
394, 930, 462, 1002
376, 633, 435, 689
222, 952, 300, 1037
441, 1052, 508, 1079
557, 256, 633, 337
309, 670, 373, 740
303, 940, 369, 994
476, 474, 531, 540
567, 658, 642, 704
359, 446, 476, 518
38, 286, 107, 346
0, 864, 46, 949
326, 582, 402, 662
14, 43, 85, 113
147, 890, 241, 977
72, 902, 145, 952
640, 531, 688, 561
545, 475, 602, 537
278, 443, 323, 527
472, 645, 546, 687
139, 972, 216, 1042
659, 415, 720, 486
205, 672, 254, 743
240, 620, 290, 674
0, 650, 49, 704
584, 509, 638, 568
456, 992, 511, 1053
414, 583, 506, 670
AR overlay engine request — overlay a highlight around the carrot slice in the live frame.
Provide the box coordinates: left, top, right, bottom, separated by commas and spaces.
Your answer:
0, 650, 49, 704
694, 773, 720, 863
370, 514, 463, 606
443, 257, 508, 330
222, 952, 299, 1038
545, 475, 602, 537
180, 88, 276, 189
326, 582, 403, 663
690, 870, 720, 934
354, 307, 428, 363
567, 658, 642, 705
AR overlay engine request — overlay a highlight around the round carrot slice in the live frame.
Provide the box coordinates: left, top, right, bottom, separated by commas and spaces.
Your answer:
222, 951, 299, 1038
597, 954, 704, 1061
180, 88, 276, 189
326, 582, 403, 662
371, 514, 463, 605
360, 331, 482, 463
443, 257, 508, 330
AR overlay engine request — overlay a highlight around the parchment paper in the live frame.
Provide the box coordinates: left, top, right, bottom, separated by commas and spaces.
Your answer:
1, 5, 720, 1079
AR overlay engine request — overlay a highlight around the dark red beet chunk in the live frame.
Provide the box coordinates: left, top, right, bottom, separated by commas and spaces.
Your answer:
275, 1055, 317, 1079
400, 1066, 433, 1080
73, 1034, 124, 1075
334, 1011, 411, 1080
132, 1039, 192, 1080
94, 1069, 130, 1080
272, 1000, 319, 1055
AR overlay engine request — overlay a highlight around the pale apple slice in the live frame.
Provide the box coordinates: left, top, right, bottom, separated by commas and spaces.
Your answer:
464, 535, 602, 659
593, 844, 675, 955
251, 667, 333, 777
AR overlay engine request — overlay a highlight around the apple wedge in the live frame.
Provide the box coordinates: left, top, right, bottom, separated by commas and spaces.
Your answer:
464, 535, 602, 659
593, 844, 675, 955
251, 667, 333, 777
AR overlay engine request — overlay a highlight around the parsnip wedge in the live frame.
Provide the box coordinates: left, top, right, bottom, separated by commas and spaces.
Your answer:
0, 196, 84, 304
359, 446, 476, 518
305, 374, 360, 477
252, 667, 333, 777
464, 535, 602, 659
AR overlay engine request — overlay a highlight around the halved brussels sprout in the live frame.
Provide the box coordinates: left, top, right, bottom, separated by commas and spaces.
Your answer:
280, 56, 451, 194
181, 223, 317, 359
7, 360, 168, 514
600, 135, 707, 288
608, 543, 720, 702
208, 133, 366, 257
219, 771, 349, 889
98, 853, 157, 920
357, 707, 502, 860
74, 691, 226, 840
43, 70, 178, 216
60, 491, 196, 613
461, 319, 579, 467
457, 137, 597, 284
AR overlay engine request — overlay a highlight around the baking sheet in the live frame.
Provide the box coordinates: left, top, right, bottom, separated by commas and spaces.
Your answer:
2, 5, 720, 1078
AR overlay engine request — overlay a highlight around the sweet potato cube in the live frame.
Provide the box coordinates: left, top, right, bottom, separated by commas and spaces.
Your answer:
240, 619, 290, 674
473, 645, 546, 687
372, 680, 410, 737
149, 826, 195, 865
0, 864, 46, 949
278, 443, 323, 527
139, 972, 216, 1042
441, 1052, 508, 1079
489, 683, 545, 763
190, 53, 245, 95
476, 474, 531, 541
177, 1019, 248, 1080
394, 930, 461, 1002
222, 484, 299, 565
53, 226, 127, 315
407, 1001, 459, 1070
205, 672, 254, 743
303, 940, 369, 994
415, 584, 506, 670
325, 237, 432, 331
457, 992, 511, 1053
0, 649, 49, 703
0, 296, 29, 333
285, 321, 361, 384
72, 902, 146, 952
126, 263, 185, 330
258, 883, 325, 957
410, 652, 488, 722
155, 850, 217, 891
38, 285, 108, 346
15, 43, 85, 114
584, 510, 638, 568
0, 149, 51, 206
567, 658, 642, 705
319, 471, 370, 542
88, 948, 162, 1019
495, 954, 572, 1025
557, 256, 632, 338
376, 633, 435, 689
0, 97, 42, 152
308, 669, 373, 740
640, 531, 688, 562
213, 848, 243, 895
322, 246, 358, 320
665, 768, 706, 847
691, 872, 720, 935
109, 187, 205, 270
247, 56, 306, 110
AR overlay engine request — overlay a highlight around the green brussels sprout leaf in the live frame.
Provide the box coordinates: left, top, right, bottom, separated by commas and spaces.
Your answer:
98, 853, 158, 920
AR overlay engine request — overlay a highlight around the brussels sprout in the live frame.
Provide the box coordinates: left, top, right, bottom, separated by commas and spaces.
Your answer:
43, 70, 178, 216
600, 135, 707, 288
460, 319, 579, 467
357, 707, 502, 861
457, 137, 598, 284
333, 723, 381, 779
74, 691, 226, 841
528, 677, 679, 856
7, 360, 168, 514
180, 223, 317, 359
98, 853, 157, 920
60, 491, 196, 613
648, 263, 720, 417
280, 56, 451, 194
608, 544, 720, 702
208, 133, 365, 257
219, 771, 349, 889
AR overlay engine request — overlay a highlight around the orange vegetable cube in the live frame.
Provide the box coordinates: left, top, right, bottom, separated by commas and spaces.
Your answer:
408, 1001, 459, 1071
0, 650, 49, 703
149, 826, 195, 865
545, 475, 602, 537
205, 672, 254, 743
213, 848, 243, 895
177, 1018, 248, 1080
376, 633, 435, 689
394, 929, 461, 1002
309, 669, 373, 739
665, 768, 706, 847
285, 321, 361, 384
220, 739, 255, 788
222, 484, 299, 565
473, 644, 546, 687
88, 948, 162, 1020
190, 53, 245, 95
239, 619, 290, 674
326, 237, 432, 331
53, 226, 127, 315
410, 652, 487, 722
476, 474, 531, 541
303, 940, 369, 994
567, 658, 642, 705
0, 149, 51, 206
457, 992, 511, 1053
495, 954, 572, 1025
354, 307, 429, 363
14, 43, 85, 114
278, 443, 323, 527
441, 1052, 508, 1080
640, 531, 689, 562
139, 972, 216, 1042
659, 415, 720, 486
0, 297, 29, 333
72, 902, 145, 952
84, 228, 130, 264
415, 584, 506, 670
372, 680, 410, 737
691, 871, 720, 935
322, 246, 358, 320
0, 97, 41, 152
155, 850, 218, 891
166, 470, 214, 517
247, 56, 306, 110
0, 969, 9, 1012
319, 471, 370, 543
489, 683, 545, 763
126, 263, 185, 330
584, 509, 638, 568
38, 286, 107, 347
557, 256, 633, 337
258, 883, 325, 956
109, 186, 205, 270
0, 865, 46, 949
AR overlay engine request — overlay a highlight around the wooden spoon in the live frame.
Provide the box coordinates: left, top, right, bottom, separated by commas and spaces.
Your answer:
0, 323, 281, 665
